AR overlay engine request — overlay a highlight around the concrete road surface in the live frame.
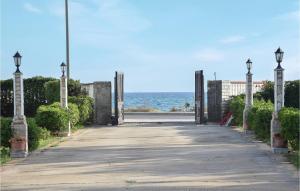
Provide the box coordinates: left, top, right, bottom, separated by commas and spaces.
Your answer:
125, 112, 195, 122
1, 123, 298, 191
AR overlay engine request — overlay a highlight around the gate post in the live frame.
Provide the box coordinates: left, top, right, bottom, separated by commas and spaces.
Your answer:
114, 71, 124, 125
271, 47, 288, 153
195, 70, 205, 124
243, 59, 253, 132
11, 52, 28, 158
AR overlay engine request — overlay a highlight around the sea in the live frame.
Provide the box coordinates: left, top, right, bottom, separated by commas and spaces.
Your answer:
121, 92, 198, 112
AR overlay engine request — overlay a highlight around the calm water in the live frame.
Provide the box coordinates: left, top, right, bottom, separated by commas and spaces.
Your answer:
123, 92, 195, 112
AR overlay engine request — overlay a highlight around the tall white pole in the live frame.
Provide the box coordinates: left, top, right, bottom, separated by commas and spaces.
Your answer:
65, 0, 70, 80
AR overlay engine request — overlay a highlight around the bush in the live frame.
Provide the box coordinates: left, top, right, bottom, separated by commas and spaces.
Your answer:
248, 100, 273, 141
44, 80, 60, 104
279, 107, 300, 151
285, 80, 300, 109
69, 96, 94, 124
36, 103, 69, 133
27, 118, 51, 151
68, 103, 80, 127
0, 117, 51, 151
229, 95, 245, 126
0, 117, 12, 147
1, 77, 56, 117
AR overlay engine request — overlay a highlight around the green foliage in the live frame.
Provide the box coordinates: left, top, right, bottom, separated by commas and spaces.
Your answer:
68, 103, 80, 127
254, 81, 274, 103
285, 80, 300, 109
1, 76, 56, 117
0, 79, 14, 117
1, 76, 86, 117
0, 117, 13, 147
27, 118, 51, 151
229, 95, 245, 126
248, 101, 273, 141
69, 96, 94, 124
36, 103, 69, 133
279, 107, 300, 151
0, 147, 10, 164
68, 79, 84, 97
44, 80, 60, 104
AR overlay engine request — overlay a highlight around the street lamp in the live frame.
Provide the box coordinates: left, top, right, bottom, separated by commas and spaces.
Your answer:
60, 62, 67, 77
275, 47, 284, 68
13, 52, 22, 73
246, 58, 252, 73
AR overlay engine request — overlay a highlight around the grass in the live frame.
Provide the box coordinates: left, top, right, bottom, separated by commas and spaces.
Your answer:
286, 151, 300, 169
0, 147, 11, 165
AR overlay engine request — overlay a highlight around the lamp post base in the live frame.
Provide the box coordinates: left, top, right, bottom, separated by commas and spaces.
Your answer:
272, 147, 288, 154
11, 150, 28, 158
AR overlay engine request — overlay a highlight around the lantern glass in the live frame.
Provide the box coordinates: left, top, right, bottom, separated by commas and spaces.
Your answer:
275, 47, 284, 63
246, 58, 252, 72
60, 62, 66, 76
13, 52, 22, 67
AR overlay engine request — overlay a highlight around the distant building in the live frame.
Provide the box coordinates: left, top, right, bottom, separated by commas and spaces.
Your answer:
207, 80, 265, 122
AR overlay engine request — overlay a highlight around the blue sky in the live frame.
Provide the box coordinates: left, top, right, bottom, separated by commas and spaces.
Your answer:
1, 0, 299, 92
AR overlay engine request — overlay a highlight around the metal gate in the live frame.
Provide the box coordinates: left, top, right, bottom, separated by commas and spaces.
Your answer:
114, 71, 124, 125
195, 70, 205, 124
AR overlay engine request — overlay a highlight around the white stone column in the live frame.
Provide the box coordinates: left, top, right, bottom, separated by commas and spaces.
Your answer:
243, 72, 253, 131
271, 67, 288, 153
11, 71, 28, 158
60, 75, 71, 136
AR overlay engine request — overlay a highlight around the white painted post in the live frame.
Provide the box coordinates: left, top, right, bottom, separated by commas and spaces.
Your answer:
11, 55, 28, 158
60, 67, 71, 136
243, 59, 253, 132
271, 66, 288, 153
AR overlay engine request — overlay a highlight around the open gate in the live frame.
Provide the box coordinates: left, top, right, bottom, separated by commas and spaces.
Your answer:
114, 71, 124, 125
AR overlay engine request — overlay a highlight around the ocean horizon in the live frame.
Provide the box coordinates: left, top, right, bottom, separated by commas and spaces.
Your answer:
113, 92, 207, 112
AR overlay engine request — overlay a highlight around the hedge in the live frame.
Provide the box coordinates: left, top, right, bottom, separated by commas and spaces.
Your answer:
248, 100, 273, 141
1, 76, 85, 117
45, 80, 60, 104
69, 96, 94, 124
0, 117, 51, 151
35, 103, 69, 133
35, 102, 80, 133
1, 77, 56, 117
229, 95, 245, 126
279, 107, 300, 151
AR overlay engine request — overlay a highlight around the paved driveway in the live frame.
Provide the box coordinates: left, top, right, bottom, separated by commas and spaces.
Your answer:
1, 123, 299, 191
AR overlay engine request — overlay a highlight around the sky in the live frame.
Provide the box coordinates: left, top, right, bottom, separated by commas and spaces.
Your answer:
1, 0, 299, 92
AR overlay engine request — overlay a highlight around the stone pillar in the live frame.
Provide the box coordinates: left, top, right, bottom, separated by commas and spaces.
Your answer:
11, 71, 28, 158
93, 82, 112, 125
271, 66, 288, 153
195, 70, 204, 124
60, 75, 71, 136
243, 72, 253, 131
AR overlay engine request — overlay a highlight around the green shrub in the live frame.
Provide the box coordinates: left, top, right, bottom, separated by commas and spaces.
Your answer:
36, 104, 69, 133
0, 147, 10, 164
27, 118, 51, 151
285, 80, 300, 109
44, 80, 60, 104
229, 95, 245, 126
68, 103, 80, 127
248, 101, 273, 141
279, 107, 300, 151
69, 96, 94, 124
0, 117, 12, 147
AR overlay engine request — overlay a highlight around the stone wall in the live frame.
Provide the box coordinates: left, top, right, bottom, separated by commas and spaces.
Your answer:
93, 82, 112, 125
207, 80, 264, 122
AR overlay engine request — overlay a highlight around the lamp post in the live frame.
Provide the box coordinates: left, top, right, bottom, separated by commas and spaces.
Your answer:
11, 52, 28, 158
271, 47, 288, 153
60, 62, 70, 136
243, 58, 253, 132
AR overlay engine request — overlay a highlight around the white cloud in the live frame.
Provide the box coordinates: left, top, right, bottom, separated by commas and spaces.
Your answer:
220, 35, 245, 44
276, 10, 300, 21
24, 3, 42, 14
194, 49, 225, 62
